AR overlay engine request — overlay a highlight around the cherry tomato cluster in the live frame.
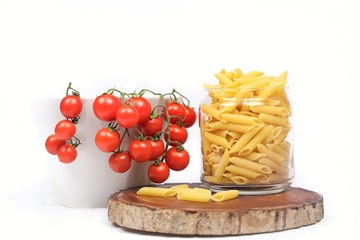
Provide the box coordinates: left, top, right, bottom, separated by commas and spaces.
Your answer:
45, 83, 82, 163
93, 88, 196, 183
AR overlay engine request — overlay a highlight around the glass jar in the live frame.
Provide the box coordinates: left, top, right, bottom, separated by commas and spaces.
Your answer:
199, 69, 294, 195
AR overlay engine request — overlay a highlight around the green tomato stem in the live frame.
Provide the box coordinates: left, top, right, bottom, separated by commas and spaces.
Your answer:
66, 82, 80, 97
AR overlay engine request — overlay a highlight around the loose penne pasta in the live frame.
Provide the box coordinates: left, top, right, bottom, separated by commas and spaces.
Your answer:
177, 188, 211, 202
136, 187, 177, 197
170, 184, 189, 189
170, 184, 190, 195
211, 190, 240, 202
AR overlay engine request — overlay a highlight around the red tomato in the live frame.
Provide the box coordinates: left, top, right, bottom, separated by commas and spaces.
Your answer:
93, 94, 122, 121
165, 147, 190, 171
95, 128, 121, 152
116, 105, 140, 128
58, 144, 77, 163
138, 116, 163, 136
149, 139, 165, 160
183, 106, 196, 128
129, 139, 152, 162
45, 134, 66, 155
164, 124, 188, 146
108, 152, 132, 173
126, 97, 152, 124
147, 162, 170, 183
55, 119, 76, 140
60, 95, 82, 119
163, 102, 186, 124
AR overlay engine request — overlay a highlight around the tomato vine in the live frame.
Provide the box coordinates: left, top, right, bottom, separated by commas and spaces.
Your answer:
93, 87, 196, 183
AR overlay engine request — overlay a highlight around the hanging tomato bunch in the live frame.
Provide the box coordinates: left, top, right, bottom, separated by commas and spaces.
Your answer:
92, 88, 196, 183
45, 83, 82, 163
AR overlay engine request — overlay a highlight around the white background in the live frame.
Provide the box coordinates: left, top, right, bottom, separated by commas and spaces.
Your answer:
1, 0, 360, 239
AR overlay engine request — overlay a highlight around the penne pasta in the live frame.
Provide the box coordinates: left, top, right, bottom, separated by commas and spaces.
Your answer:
176, 188, 212, 203
258, 113, 289, 127
215, 73, 233, 85
229, 157, 273, 175
238, 125, 273, 155
230, 176, 254, 185
220, 114, 264, 126
211, 190, 240, 202
219, 89, 251, 114
257, 143, 287, 166
200, 68, 293, 187
266, 143, 290, 161
250, 105, 289, 117
170, 184, 189, 189
208, 121, 256, 133
204, 131, 231, 149
243, 152, 267, 161
225, 164, 269, 182
202, 104, 221, 120
259, 158, 289, 175
214, 149, 231, 179
229, 126, 262, 155
136, 187, 177, 197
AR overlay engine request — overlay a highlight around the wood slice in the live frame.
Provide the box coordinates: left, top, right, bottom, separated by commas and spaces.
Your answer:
108, 184, 324, 236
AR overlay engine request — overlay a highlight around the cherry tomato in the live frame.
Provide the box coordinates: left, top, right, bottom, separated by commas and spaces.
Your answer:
183, 106, 196, 128
116, 105, 140, 128
58, 144, 77, 163
95, 128, 121, 152
149, 139, 165, 160
60, 95, 82, 119
165, 147, 190, 171
163, 102, 186, 124
148, 162, 170, 183
108, 152, 132, 173
129, 139, 152, 162
164, 124, 188, 146
138, 116, 163, 136
45, 134, 66, 155
55, 119, 76, 140
126, 97, 152, 124
93, 94, 122, 121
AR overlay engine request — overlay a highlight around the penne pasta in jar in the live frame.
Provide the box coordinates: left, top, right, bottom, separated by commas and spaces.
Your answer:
200, 68, 294, 195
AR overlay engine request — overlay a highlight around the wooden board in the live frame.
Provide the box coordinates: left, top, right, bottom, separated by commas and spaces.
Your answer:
108, 184, 324, 235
